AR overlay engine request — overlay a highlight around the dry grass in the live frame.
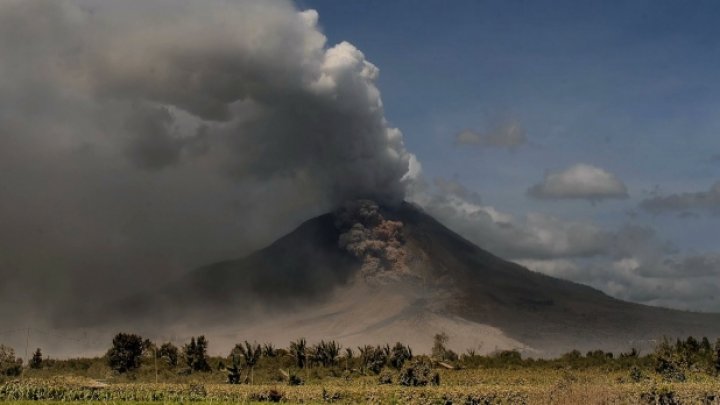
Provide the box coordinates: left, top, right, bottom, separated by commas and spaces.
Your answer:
2, 368, 720, 404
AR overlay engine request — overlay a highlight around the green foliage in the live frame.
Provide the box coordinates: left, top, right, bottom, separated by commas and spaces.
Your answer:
0, 345, 22, 377
158, 342, 178, 367
309, 340, 340, 367
233, 341, 261, 369
262, 343, 277, 358
389, 342, 412, 370
398, 359, 440, 386
629, 366, 645, 382
29, 348, 43, 370
496, 350, 523, 365
225, 362, 241, 384
289, 338, 307, 369
183, 336, 211, 372
231, 341, 261, 384
654, 338, 686, 382
378, 370, 393, 384
107, 333, 144, 373
288, 372, 304, 386
358, 345, 387, 374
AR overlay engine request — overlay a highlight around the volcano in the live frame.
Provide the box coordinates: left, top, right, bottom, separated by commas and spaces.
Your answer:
118, 201, 720, 355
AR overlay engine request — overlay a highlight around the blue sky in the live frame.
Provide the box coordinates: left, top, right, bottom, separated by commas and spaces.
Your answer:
300, 0, 720, 231
297, 0, 720, 309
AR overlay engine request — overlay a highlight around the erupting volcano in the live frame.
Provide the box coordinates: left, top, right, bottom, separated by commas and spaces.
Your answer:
113, 200, 720, 356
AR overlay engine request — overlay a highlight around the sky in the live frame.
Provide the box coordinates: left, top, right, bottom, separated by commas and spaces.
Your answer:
1, 0, 720, 326
299, 0, 720, 311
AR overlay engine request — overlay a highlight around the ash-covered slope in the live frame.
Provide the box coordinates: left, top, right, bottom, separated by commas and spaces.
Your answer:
119, 201, 720, 354
385, 202, 720, 353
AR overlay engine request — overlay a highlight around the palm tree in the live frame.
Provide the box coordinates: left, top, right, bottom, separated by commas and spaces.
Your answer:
289, 338, 307, 369
344, 347, 354, 371
233, 341, 261, 384
262, 343, 277, 358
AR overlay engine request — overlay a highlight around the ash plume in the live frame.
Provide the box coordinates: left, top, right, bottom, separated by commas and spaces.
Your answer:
0, 0, 416, 324
334, 200, 409, 282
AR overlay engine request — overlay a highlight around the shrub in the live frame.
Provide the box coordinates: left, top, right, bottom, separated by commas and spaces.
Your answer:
629, 366, 644, 382
654, 338, 686, 382
288, 373, 304, 386
378, 370, 393, 384
398, 360, 440, 386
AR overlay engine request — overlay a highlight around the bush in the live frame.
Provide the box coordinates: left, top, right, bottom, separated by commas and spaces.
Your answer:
398, 360, 440, 386
629, 366, 644, 382
107, 333, 144, 373
654, 339, 686, 382
378, 370, 393, 384
288, 373, 304, 386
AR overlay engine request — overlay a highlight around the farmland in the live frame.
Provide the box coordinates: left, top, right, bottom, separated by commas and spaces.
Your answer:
2, 334, 720, 404
1, 369, 720, 404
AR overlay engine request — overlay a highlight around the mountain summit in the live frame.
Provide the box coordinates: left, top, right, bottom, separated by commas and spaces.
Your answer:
118, 200, 720, 355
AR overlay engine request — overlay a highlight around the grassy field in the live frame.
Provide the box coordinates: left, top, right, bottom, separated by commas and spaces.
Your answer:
2, 335, 720, 403
2, 368, 720, 404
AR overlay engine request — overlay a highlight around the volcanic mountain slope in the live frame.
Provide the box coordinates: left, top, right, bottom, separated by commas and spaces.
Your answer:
121, 201, 720, 355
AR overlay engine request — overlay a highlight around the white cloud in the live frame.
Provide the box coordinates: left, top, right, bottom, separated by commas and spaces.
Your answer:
455, 122, 527, 149
527, 163, 629, 202
410, 179, 611, 260
413, 176, 720, 312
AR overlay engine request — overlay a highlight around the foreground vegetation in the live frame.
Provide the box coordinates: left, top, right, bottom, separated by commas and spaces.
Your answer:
1, 333, 720, 404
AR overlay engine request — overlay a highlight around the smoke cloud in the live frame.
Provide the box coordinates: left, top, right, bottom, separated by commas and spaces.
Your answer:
639, 182, 720, 215
334, 200, 408, 282
455, 122, 527, 149
0, 0, 414, 323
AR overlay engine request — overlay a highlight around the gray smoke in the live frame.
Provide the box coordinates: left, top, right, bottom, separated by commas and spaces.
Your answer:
0, 0, 414, 324
334, 200, 408, 282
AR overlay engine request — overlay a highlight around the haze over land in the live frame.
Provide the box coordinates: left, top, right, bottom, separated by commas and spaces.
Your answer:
1, 0, 720, 357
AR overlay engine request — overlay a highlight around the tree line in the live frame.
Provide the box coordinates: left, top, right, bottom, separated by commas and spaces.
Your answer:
3, 333, 720, 386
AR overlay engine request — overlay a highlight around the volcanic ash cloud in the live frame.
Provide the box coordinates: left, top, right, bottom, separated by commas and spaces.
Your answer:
334, 200, 409, 282
0, 0, 420, 314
